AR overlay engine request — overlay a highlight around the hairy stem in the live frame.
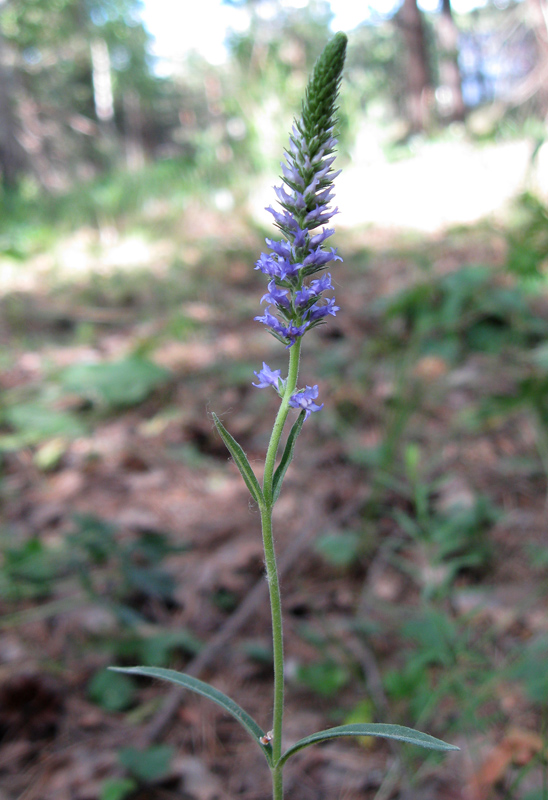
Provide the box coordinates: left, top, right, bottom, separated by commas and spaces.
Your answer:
263, 340, 302, 505
260, 504, 284, 770
272, 764, 284, 800
260, 340, 302, 794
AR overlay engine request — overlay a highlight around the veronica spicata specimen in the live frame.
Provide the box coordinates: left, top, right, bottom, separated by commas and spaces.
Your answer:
112, 33, 458, 800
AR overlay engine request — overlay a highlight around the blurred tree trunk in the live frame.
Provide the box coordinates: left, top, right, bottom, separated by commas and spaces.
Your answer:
397, 0, 433, 133
91, 38, 115, 124
525, 0, 548, 115
0, 31, 26, 188
123, 90, 145, 171
436, 0, 466, 122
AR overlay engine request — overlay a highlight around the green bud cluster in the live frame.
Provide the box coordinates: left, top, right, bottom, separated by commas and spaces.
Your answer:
300, 32, 348, 146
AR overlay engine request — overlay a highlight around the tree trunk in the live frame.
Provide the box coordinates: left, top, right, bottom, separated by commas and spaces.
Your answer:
0, 32, 26, 188
397, 0, 433, 133
527, 0, 548, 115
436, 0, 466, 122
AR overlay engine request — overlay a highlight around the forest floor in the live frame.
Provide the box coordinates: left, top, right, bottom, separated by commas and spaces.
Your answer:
0, 172, 548, 800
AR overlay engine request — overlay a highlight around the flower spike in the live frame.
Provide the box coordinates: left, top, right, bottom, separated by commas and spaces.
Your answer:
253, 33, 347, 416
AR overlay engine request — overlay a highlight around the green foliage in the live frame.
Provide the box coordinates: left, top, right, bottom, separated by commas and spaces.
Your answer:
383, 610, 461, 719
371, 445, 500, 593
113, 629, 203, 668
314, 531, 361, 568
0, 536, 63, 600
68, 514, 184, 607
241, 639, 273, 665
527, 542, 548, 571
382, 265, 547, 362
88, 668, 137, 711
296, 660, 351, 697
1, 401, 85, 449
0, 514, 188, 647
510, 637, 548, 704
382, 603, 502, 735
401, 609, 459, 668
137, 631, 203, 665
506, 193, 548, 280
100, 778, 137, 800
60, 357, 171, 408
393, 491, 498, 589
0, 354, 172, 456
118, 745, 175, 783
67, 514, 118, 564
343, 699, 375, 742
476, 337, 548, 460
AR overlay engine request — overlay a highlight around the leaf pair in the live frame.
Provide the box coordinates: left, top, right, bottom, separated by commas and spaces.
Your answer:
110, 666, 459, 769
211, 411, 306, 507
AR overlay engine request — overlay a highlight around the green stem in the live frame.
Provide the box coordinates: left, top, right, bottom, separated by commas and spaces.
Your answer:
259, 339, 302, 796
272, 764, 283, 800
263, 340, 302, 505
260, 504, 285, 769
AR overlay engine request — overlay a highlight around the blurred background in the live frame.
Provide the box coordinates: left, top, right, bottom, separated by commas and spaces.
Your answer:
1, 1, 548, 799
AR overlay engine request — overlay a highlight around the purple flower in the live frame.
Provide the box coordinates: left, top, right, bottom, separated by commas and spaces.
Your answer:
302, 246, 342, 270
292, 227, 308, 248
266, 206, 301, 231
255, 309, 309, 347
265, 238, 292, 259
294, 273, 334, 308
304, 205, 339, 229
295, 285, 317, 307
308, 297, 340, 322
254, 307, 287, 337
310, 273, 334, 293
309, 228, 335, 247
281, 161, 305, 187
252, 363, 283, 390
283, 321, 310, 347
289, 385, 324, 420
273, 185, 294, 205
255, 253, 301, 281
261, 280, 290, 308
255, 252, 278, 277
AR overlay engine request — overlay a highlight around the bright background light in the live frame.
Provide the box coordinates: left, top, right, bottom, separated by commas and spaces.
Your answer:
140, 0, 399, 70
141, 0, 486, 72
140, 0, 250, 67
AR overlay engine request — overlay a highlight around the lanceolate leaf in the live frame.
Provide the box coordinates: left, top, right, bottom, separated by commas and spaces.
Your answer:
211, 413, 264, 507
271, 410, 305, 503
279, 723, 459, 766
110, 666, 272, 765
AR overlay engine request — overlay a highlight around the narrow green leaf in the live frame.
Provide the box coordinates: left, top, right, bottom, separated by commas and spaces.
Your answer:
272, 410, 306, 503
279, 723, 459, 766
110, 666, 272, 765
211, 413, 264, 506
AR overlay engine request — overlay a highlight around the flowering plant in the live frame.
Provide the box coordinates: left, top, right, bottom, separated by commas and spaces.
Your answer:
112, 33, 457, 799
